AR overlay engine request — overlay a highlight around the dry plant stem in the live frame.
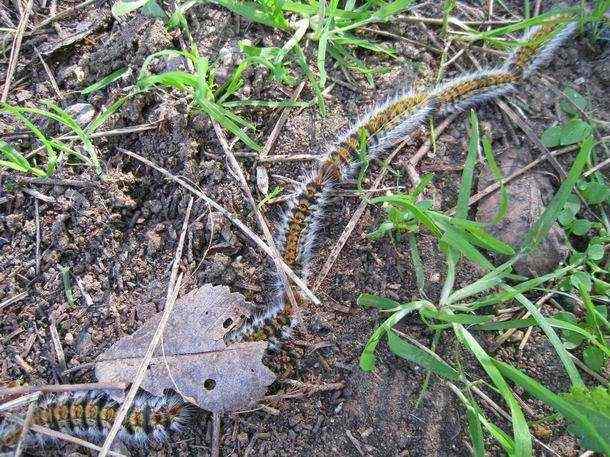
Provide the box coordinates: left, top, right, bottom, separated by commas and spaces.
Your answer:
0, 393, 40, 412
6, 175, 98, 187
397, 14, 515, 26
117, 148, 319, 305
569, 353, 608, 384
211, 412, 221, 457
33, 0, 97, 30
1, 0, 32, 102
260, 80, 306, 159
13, 392, 40, 457
459, 384, 560, 456
259, 153, 323, 163
583, 156, 610, 177
0, 291, 27, 311
211, 121, 299, 312
0, 382, 128, 399
7, 415, 127, 457
34, 198, 40, 273
98, 198, 193, 457
34, 46, 62, 99
49, 319, 67, 373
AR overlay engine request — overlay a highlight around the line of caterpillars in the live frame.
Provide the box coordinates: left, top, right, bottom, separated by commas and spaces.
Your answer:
0, 14, 577, 453
0, 390, 192, 449
235, 14, 576, 343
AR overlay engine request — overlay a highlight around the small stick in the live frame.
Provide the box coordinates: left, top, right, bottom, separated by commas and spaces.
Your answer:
1, 0, 32, 102
22, 187, 56, 203
5, 175, 99, 187
583, 156, 610, 177
6, 414, 127, 457
13, 392, 41, 457
97, 197, 192, 457
34, 46, 63, 99
49, 319, 67, 373
34, 198, 40, 274
211, 412, 221, 457
258, 153, 323, 163
32, 0, 97, 30
0, 392, 40, 412
0, 291, 27, 311
117, 147, 319, 305
262, 381, 345, 402
0, 382, 127, 399
260, 80, 306, 159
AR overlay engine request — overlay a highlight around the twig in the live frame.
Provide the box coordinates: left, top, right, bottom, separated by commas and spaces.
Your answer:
212, 121, 300, 311
5, 175, 99, 187
34, 198, 40, 274
98, 198, 193, 457
13, 392, 41, 457
34, 46, 62, 99
117, 147, 319, 305
211, 412, 221, 457
49, 319, 67, 373
0, 291, 27, 311
6, 415, 127, 457
583, 156, 610, 177
32, 0, 97, 30
0, 382, 127, 399
397, 14, 516, 27
0, 392, 40, 412
260, 80, 306, 159
258, 153, 323, 163
1, 0, 32, 102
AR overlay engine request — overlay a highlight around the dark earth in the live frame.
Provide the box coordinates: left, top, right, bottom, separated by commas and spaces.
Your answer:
1, 0, 609, 455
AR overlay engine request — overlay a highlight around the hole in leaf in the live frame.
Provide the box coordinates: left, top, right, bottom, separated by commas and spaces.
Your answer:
222, 318, 233, 328
204, 379, 216, 390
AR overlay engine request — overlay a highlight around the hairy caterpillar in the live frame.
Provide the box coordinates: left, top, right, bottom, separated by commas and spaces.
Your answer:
230, 14, 578, 342
1, 13, 578, 453
0, 390, 193, 450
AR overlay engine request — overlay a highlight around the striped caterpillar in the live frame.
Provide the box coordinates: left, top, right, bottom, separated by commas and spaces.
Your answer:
229, 14, 578, 343
1, 13, 578, 453
0, 390, 193, 450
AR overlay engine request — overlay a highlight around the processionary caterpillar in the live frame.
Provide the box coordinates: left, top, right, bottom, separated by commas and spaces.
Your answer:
1, 13, 577, 452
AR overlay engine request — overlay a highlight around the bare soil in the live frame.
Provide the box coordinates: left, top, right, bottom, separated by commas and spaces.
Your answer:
1, 1, 608, 456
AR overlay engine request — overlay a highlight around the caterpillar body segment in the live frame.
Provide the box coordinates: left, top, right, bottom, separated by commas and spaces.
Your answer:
432, 69, 518, 116
0, 391, 193, 450
504, 16, 578, 79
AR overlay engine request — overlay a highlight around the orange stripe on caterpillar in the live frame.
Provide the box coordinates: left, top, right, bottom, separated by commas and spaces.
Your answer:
0, 391, 194, 451
437, 73, 517, 103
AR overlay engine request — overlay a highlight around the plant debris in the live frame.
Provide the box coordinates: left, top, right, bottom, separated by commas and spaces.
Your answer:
95, 284, 275, 412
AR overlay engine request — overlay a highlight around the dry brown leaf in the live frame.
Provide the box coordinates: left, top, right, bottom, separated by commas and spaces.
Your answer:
95, 284, 275, 413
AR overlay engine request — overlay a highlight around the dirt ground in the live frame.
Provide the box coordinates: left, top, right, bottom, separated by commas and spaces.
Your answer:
1, 0, 608, 456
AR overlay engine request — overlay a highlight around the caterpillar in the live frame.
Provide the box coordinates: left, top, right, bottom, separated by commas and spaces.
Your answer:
229, 14, 578, 342
1, 12, 579, 454
0, 390, 193, 450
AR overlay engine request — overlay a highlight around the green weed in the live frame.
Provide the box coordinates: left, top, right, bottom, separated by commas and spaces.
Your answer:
359, 109, 609, 455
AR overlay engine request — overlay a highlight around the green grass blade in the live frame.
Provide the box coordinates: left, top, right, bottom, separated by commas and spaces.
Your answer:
481, 135, 508, 223
359, 300, 429, 371
494, 360, 610, 455
456, 110, 481, 219
507, 287, 583, 387
454, 323, 532, 457
357, 293, 400, 310
81, 67, 128, 95
387, 329, 460, 380
408, 234, 427, 297
521, 135, 593, 253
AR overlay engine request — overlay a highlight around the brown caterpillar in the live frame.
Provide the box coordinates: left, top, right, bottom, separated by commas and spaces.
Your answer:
229, 14, 577, 343
0, 390, 193, 450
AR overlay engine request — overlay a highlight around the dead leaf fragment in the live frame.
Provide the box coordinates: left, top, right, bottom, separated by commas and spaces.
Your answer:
95, 284, 275, 413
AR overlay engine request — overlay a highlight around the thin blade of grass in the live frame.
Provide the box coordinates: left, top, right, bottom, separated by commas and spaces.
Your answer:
81, 67, 128, 95
387, 329, 460, 380
494, 360, 610, 455
454, 322, 532, 457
